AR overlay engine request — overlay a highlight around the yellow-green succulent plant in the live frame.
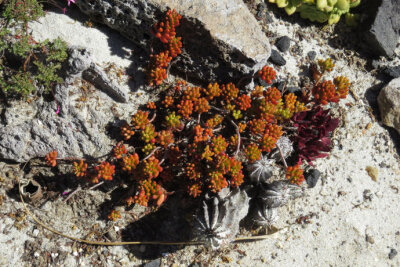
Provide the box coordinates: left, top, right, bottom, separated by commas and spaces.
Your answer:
268, 0, 361, 25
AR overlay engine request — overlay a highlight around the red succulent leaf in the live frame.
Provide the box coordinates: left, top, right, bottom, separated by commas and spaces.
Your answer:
292, 106, 339, 164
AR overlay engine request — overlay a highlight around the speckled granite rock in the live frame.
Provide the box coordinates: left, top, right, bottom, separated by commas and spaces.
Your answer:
363, 0, 400, 57
74, 0, 271, 84
378, 77, 400, 134
0, 47, 132, 162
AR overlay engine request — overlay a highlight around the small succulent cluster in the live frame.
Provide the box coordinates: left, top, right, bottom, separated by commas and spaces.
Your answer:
147, 9, 182, 86
311, 59, 350, 105
45, 150, 57, 167
268, 0, 361, 25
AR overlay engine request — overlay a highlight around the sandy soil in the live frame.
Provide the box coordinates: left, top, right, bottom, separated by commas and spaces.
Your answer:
1, 4, 400, 267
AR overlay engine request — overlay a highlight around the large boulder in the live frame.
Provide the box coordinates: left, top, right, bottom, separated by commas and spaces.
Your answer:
378, 77, 400, 134
74, 0, 271, 84
363, 0, 400, 57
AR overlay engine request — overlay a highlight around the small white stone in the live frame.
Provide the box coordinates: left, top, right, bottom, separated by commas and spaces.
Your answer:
34, 252, 40, 258
73, 251, 79, 257
114, 226, 120, 232
32, 229, 39, 236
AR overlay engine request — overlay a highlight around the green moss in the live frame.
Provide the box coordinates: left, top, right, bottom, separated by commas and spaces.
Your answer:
0, 0, 68, 99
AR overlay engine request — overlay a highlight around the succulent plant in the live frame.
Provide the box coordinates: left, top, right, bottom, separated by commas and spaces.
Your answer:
247, 155, 276, 185
251, 202, 279, 227
192, 188, 250, 249
270, 136, 293, 162
268, 0, 362, 25
258, 181, 303, 208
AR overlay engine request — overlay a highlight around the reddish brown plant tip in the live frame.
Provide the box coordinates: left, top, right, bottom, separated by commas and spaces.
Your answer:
141, 156, 163, 179
286, 164, 305, 185
245, 143, 262, 163
120, 122, 135, 140
73, 160, 88, 177
95, 162, 115, 181
258, 66, 276, 84
107, 210, 121, 221
122, 153, 140, 173
146, 101, 157, 110
131, 110, 150, 130
134, 179, 169, 207
188, 183, 202, 198
113, 143, 127, 159
148, 9, 183, 86
313, 80, 338, 105
45, 150, 57, 167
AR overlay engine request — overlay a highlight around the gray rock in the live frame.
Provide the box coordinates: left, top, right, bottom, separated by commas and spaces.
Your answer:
363, 0, 400, 57
307, 50, 316, 61
67, 46, 129, 103
305, 168, 321, 188
74, 0, 271, 84
269, 49, 286, 66
378, 77, 400, 134
256, 3, 268, 20
389, 248, 398, 260
0, 47, 134, 162
384, 65, 400, 79
82, 65, 128, 103
143, 259, 161, 267
275, 36, 290, 53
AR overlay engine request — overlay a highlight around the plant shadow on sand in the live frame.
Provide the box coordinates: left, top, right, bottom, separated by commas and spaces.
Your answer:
120, 193, 196, 260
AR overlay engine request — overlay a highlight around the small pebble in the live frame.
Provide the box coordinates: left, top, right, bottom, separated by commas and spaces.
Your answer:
307, 51, 316, 61
389, 248, 398, 260
363, 189, 373, 201
305, 169, 321, 188
371, 59, 381, 69
264, 13, 274, 23
383, 65, 400, 78
143, 258, 161, 267
32, 229, 39, 236
51, 253, 58, 259
365, 234, 375, 244
269, 49, 286, 66
257, 2, 268, 11
275, 36, 291, 53
256, 3, 268, 19
106, 229, 118, 242
365, 166, 378, 181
